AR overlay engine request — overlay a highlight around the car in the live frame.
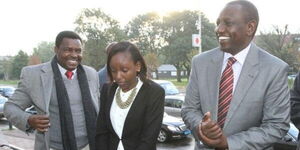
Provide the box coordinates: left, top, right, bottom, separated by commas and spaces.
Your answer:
164, 95, 184, 118
153, 80, 180, 95
0, 95, 8, 118
0, 86, 15, 98
157, 112, 191, 143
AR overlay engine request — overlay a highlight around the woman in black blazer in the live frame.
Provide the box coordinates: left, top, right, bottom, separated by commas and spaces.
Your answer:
95, 41, 165, 150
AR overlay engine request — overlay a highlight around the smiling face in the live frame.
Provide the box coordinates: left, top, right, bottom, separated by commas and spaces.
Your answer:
109, 51, 141, 92
215, 4, 256, 55
55, 38, 82, 71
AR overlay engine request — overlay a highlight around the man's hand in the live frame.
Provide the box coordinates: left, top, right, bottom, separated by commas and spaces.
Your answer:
27, 115, 50, 132
198, 112, 228, 148
200, 112, 222, 139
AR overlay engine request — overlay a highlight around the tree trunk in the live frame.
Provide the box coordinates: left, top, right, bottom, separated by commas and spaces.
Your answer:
177, 68, 182, 82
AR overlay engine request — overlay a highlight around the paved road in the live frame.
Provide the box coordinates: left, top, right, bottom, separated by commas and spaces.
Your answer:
0, 119, 194, 150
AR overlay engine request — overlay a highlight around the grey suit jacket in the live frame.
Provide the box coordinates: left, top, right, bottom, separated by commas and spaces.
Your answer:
4, 61, 100, 150
182, 43, 290, 150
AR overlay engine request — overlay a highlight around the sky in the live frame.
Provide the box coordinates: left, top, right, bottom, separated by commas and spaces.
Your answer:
0, 0, 299, 56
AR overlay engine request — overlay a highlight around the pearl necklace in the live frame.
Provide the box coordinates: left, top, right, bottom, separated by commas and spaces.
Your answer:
115, 87, 137, 109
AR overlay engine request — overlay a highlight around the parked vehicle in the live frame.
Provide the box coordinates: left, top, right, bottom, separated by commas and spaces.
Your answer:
157, 112, 191, 143
153, 80, 180, 95
0, 86, 15, 98
0, 95, 8, 118
164, 95, 184, 118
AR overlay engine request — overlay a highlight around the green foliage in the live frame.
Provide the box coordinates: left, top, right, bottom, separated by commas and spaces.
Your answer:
0, 80, 18, 85
75, 8, 128, 70
0, 57, 13, 80
33, 41, 55, 63
160, 11, 217, 81
11, 50, 28, 79
289, 78, 295, 89
125, 12, 164, 55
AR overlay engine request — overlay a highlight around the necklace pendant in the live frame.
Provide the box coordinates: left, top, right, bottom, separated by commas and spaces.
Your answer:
116, 87, 137, 109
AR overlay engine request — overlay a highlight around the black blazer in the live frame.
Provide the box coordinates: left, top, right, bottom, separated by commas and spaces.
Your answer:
95, 80, 165, 150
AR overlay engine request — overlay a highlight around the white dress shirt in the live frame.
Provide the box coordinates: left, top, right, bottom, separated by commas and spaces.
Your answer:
110, 78, 143, 150
57, 63, 77, 80
221, 44, 251, 92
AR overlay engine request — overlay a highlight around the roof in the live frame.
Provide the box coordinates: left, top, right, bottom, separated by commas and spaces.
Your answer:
157, 64, 177, 71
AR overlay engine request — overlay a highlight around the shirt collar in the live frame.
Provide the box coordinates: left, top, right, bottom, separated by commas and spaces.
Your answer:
57, 63, 77, 77
223, 43, 251, 66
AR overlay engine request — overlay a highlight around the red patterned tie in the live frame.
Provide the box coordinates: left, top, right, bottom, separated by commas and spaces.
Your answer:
65, 71, 73, 80
217, 57, 236, 128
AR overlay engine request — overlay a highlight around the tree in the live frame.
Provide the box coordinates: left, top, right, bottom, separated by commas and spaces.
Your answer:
144, 53, 160, 79
33, 41, 55, 63
0, 57, 13, 80
161, 11, 217, 81
255, 25, 300, 71
75, 8, 127, 70
28, 55, 42, 66
126, 12, 164, 55
11, 50, 29, 79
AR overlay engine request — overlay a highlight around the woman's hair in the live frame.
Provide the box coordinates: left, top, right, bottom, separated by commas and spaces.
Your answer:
107, 41, 148, 83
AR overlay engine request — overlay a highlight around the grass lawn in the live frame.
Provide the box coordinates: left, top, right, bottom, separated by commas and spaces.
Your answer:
0, 80, 19, 85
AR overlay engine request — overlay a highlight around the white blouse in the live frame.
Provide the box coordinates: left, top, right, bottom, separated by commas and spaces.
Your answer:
110, 78, 143, 150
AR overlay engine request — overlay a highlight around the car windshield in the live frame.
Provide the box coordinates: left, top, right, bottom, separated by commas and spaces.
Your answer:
160, 82, 179, 95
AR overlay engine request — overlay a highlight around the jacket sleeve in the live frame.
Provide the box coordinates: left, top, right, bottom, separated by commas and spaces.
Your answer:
95, 83, 110, 150
4, 67, 33, 132
136, 84, 165, 150
181, 56, 203, 141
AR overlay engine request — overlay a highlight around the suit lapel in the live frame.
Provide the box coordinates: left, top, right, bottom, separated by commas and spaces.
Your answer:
40, 62, 54, 113
207, 49, 224, 120
223, 44, 259, 129
106, 83, 119, 137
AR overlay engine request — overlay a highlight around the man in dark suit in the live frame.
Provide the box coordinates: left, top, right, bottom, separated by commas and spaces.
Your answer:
291, 72, 300, 150
182, 0, 290, 149
98, 42, 117, 91
4, 31, 99, 150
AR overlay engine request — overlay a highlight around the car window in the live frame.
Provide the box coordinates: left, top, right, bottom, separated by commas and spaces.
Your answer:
165, 98, 183, 108
174, 99, 183, 108
165, 99, 173, 107
160, 82, 179, 95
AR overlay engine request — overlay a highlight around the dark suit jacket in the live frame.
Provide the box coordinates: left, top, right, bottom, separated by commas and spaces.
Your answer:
98, 65, 108, 91
95, 80, 164, 150
290, 71, 300, 150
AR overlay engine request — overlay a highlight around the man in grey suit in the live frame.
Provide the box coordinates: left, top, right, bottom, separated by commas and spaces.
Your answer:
4, 31, 99, 150
182, 0, 290, 149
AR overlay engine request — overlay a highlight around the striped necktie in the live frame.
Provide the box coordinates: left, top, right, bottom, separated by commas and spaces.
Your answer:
217, 57, 236, 128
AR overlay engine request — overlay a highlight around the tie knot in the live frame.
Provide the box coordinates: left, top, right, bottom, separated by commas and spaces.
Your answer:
65, 71, 73, 80
227, 57, 237, 66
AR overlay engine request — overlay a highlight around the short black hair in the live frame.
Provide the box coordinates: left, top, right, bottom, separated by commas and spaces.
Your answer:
227, 0, 259, 35
55, 31, 82, 47
107, 41, 148, 83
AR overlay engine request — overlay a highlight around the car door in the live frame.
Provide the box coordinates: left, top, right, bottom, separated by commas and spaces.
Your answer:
164, 98, 174, 116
